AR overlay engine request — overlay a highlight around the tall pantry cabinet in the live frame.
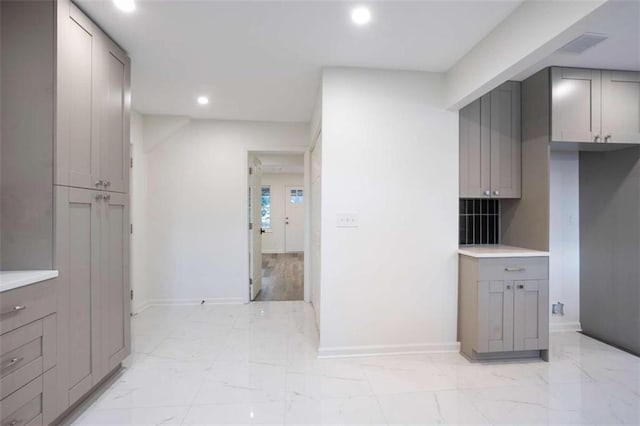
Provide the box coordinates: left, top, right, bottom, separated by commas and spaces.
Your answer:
54, 0, 131, 418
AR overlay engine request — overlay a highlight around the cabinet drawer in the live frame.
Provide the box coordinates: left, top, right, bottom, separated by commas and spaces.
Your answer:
478, 257, 548, 281
0, 281, 56, 335
0, 316, 56, 400
0, 376, 43, 426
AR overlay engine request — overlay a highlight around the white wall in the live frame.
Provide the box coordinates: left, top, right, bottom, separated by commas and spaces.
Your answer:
261, 173, 304, 253
136, 117, 308, 304
549, 151, 581, 331
319, 68, 459, 356
130, 111, 151, 313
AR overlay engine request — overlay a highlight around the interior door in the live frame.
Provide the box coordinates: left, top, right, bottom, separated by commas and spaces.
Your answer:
285, 186, 305, 252
248, 156, 263, 300
601, 70, 640, 144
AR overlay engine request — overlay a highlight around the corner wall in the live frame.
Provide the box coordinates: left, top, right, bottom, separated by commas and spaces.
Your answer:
319, 68, 459, 356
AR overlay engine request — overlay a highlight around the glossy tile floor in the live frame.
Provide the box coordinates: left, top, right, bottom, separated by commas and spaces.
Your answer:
68, 302, 640, 425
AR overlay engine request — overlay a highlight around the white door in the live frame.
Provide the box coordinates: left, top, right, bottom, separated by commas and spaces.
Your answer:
285, 185, 304, 252
248, 156, 263, 300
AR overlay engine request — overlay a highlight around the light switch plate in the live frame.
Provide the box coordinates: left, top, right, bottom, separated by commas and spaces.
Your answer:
336, 213, 359, 228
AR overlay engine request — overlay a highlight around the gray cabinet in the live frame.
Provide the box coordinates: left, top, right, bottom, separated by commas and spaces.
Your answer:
459, 82, 521, 199
551, 67, 640, 144
101, 192, 131, 373
459, 255, 549, 361
56, 1, 131, 193
601, 70, 640, 143
54, 188, 130, 414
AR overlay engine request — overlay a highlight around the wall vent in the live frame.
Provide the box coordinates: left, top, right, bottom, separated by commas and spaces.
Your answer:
557, 33, 608, 54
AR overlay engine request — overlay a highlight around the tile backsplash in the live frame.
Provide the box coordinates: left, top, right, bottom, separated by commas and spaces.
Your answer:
459, 199, 500, 245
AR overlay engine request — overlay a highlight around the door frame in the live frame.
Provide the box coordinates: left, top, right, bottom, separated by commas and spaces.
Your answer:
243, 146, 310, 303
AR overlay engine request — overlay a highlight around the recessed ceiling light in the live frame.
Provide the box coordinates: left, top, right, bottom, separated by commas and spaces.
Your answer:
197, 96, 209, 105
351, 6, 371, 26
113, 0, 135, 13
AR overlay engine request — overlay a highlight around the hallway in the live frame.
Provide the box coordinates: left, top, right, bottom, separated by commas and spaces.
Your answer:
255, 253, 304, 301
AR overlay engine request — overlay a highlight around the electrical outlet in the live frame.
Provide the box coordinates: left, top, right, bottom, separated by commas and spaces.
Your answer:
336, 213, 359, 228
552, 302, 564, 316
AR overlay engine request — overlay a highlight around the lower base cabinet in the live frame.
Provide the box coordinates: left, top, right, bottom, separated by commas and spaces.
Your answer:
459, 255, 549, 361
53, 186, 130, 420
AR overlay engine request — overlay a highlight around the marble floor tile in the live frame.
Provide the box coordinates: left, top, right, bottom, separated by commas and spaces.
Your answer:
70, 303, 640, 426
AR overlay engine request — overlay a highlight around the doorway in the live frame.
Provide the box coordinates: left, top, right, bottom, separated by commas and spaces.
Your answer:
247, 151, 307, 302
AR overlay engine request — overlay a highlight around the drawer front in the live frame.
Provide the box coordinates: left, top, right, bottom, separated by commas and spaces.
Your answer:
0, 376, 42, 426
0, 316, 55, 401
0, 281, 56, 335
478, 257, 549, 281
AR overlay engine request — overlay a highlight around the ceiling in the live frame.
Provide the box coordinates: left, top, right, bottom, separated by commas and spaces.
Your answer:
75, 0, 524, 122
513, 0, 640, 81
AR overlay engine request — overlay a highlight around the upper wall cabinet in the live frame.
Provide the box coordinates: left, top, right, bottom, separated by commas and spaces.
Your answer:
56, 1, 131, 193
460, 81, 521, 199
551, 67, 640, 144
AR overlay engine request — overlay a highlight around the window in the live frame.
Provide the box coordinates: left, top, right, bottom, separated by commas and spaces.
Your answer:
261, 186, 271, 228
290, 189, 304, 204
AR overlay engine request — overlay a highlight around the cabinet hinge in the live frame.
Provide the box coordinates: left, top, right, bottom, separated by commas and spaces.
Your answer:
130, 157, 133, 168
249, 223, 253, 230
249, 278, 253, 285
249, 167, 253, 175
130, 289, 133, 300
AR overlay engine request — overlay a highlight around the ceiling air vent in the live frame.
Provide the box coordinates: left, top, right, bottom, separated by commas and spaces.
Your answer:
557, 33, 608, 54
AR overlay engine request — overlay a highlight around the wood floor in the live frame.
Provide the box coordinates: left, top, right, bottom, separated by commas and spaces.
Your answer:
254, 253, 303, 301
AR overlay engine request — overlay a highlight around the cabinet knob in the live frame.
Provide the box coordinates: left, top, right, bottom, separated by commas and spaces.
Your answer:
493, 190, 500, 196
104, 194, 111, 202
506, 285, 511, 290
95, 180, 104, 187
95, 194, 104, 201
104, 180, 112, 187
483, 190, 491, 196
594, 135, 601, 143
604, 135, 611, 143
517, 284, 525, 289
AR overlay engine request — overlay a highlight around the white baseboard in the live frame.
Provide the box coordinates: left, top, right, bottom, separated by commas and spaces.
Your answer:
318, 341, 460, 359
550, 321, 582, 333
132, 301, 152, 315
141, 297, 246, 308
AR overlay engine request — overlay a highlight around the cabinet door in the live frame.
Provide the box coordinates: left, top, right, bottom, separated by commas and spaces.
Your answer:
101, 192, 130, 372
601, 70, 640, 144
551, 67, 601, 143
459, 98, 491, 198
100, 36, 131, 194
477, 280, 514, 353
513, 280, 549, 351
56, 2, 101, 190
490, 81, 521, 198
54, 186, 102, 410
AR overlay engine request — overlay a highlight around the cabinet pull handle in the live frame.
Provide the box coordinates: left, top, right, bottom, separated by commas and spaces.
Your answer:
3, 357, 24, 369
604, 134, 611, 143
483, 190, 491, 196
8, 419, 20, 426
504, 267, 526, 272
517, 284, 525, 289
0, 305, 26, 316
594, 135, 601, 143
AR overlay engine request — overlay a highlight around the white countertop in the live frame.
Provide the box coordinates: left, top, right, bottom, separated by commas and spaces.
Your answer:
0, 270, 58, 293
458, 245, 549, 258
